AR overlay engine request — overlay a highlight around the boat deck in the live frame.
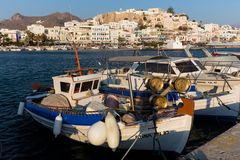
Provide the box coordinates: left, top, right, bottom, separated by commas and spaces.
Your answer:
181, 122, 240, 160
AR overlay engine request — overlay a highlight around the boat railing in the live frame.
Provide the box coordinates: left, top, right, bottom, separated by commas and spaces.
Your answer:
31, 102, 106, 115
202, 60, 239, 74
65, 68, 95, 77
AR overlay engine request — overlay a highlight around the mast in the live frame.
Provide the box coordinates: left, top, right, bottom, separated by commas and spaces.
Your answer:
127, 74, 135, 111
72, 42, 82, 75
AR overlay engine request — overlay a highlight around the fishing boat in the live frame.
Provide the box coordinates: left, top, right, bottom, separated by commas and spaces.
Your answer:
184, 46, 240, 75
101, 55, 240, 120
17, 43, 194, 155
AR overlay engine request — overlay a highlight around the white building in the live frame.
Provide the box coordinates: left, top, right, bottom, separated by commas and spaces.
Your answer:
118, 20, 138, 32
219, 25, 237, 41
71, 26, 92, 45
110, 29, 120, 44
187, 21, 199, 30
119, 30, 136, 44
64, 20, 81, 28
91, 25, 110, 43
0, 29, 21, 42
45, 26, 61, 41
164, 37, 184, 49
162, 12, 174, 30
27, 24, 46, 35
203, 23, 220, 32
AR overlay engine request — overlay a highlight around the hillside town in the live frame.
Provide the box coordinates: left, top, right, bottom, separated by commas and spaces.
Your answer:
1, 7, 240, 50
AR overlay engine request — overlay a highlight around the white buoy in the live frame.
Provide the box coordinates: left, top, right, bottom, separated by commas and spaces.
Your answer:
17, 102, 25, 116
87, 121, 107, 146
53, 114, 62, 138
105, 112, 120, 151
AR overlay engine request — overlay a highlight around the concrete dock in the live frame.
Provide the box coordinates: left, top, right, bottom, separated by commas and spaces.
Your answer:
182, 123, 240, 160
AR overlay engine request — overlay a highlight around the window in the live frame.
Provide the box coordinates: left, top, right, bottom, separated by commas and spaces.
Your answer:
135, 63, 145, 72
93, 80, 99, 89
74, 83, 81, 93
146, 63, 176, 74
146, 63, 158, 72
60, 82, 70, 93
81, 81, 93, 92
189, 49, 208, 58
157, 63, 175, 74
175, 61, 199, 73
135, 63, 175, 74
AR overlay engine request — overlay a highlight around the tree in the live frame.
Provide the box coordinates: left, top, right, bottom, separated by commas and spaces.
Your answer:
155, 24, 163, 29
25, 30, 35, 45
138, 21, 147, 30
4, 37, 12, 45
167, 7, 175, 15
34, 34, 42, 46
0, 32, 3, 44
40, 34, 47, 44
178, 26, 190, 31
2, 34, 10, 45
24, 31, 50, 46
118, 36, 126, 45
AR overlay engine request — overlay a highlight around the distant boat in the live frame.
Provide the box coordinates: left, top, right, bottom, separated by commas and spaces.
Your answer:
10, 48, 22, 52
91, 46, 100, 50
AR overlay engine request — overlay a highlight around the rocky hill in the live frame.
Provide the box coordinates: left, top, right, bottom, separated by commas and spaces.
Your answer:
0, 12, 82, 30
95, 12, 144, 24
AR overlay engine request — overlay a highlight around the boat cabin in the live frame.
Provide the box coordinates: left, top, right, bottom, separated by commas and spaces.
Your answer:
104, 56, 206, 91
53, 73, 102, 107
133, 56, 206, 77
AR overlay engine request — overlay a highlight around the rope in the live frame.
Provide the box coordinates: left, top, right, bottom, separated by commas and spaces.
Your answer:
216, 96, 239, 113
0, 141, 2, 159
121, 131, 141, 160
152, 115, 167, 160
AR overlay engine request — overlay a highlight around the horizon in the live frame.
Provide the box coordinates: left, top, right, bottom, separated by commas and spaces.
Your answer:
0, 0, 240, 25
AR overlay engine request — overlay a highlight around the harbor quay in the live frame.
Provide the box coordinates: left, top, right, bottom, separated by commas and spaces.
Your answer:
182, 123, 240, 160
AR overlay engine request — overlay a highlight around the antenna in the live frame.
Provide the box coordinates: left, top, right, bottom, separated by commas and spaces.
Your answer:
68, 4, 73, 21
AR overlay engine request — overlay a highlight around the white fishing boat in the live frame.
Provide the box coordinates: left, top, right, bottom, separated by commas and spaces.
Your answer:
18, 43, 194, 155
24, 97, 194, 153
101, 55, 240, 120
184, 46, 240, 75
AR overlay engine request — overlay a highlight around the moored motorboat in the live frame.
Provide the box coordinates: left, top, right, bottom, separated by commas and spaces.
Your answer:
101, 55, 240, 120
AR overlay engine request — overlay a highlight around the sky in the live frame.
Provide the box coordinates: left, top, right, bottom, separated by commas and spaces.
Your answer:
0, 0, 239, 25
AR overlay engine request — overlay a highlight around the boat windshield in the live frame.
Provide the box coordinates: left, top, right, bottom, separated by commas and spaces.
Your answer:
189, 49, 209, 58
135, 63, 175, 74
194, 60, 206, 70
175, 60, 199, 73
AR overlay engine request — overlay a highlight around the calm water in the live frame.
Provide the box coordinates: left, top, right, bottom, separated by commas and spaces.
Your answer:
0, 49, 238, 160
